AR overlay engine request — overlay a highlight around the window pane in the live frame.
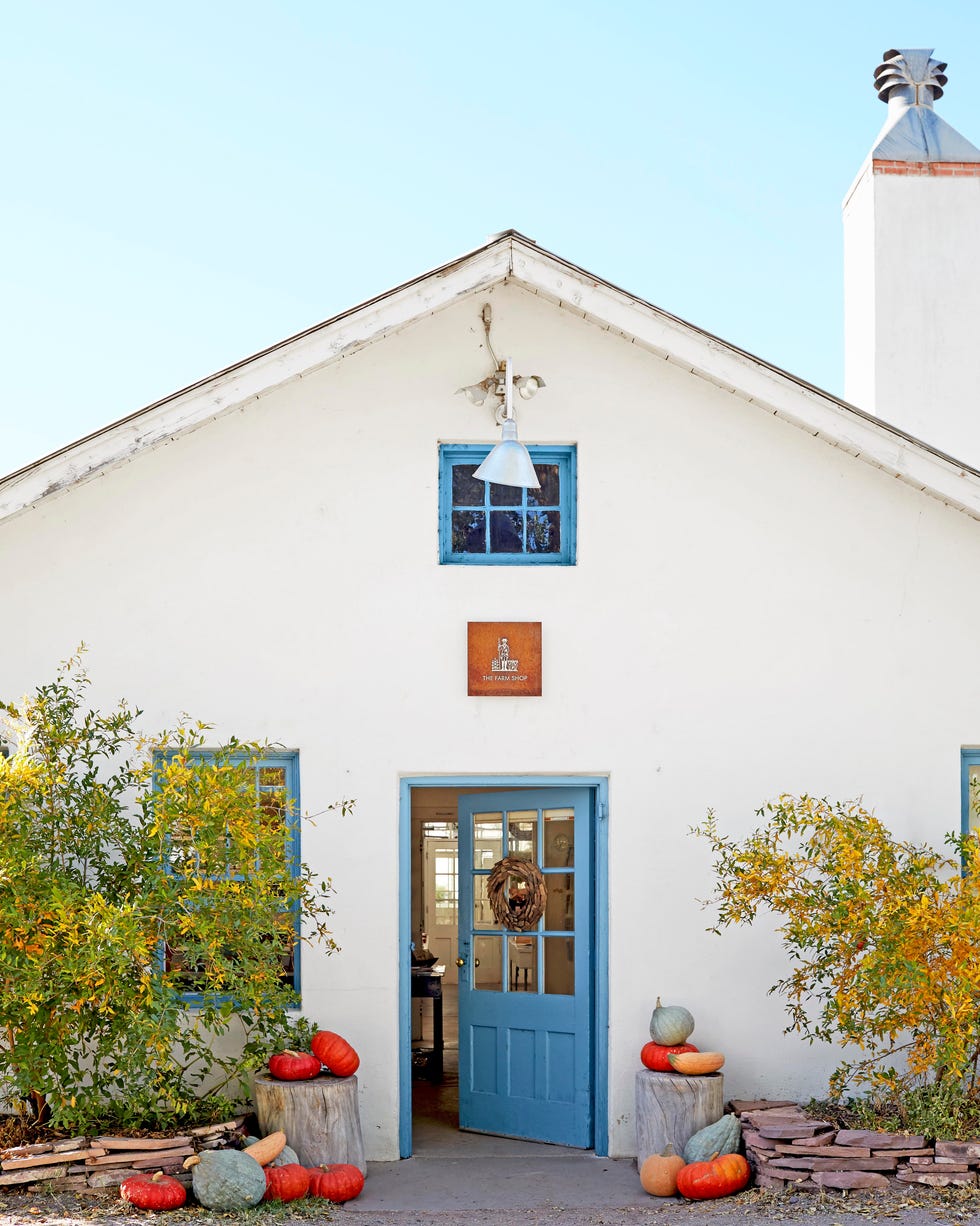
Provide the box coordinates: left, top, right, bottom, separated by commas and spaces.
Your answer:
529, 465, 560, 506
527, 510, 560, 553
474, 934, 503, 991
544, 936, 574, 995
544, 811, 574, 867
452, 510, 486, 553
488, 482, 522, 507
474, 874, 497, 930
490, 510, 523, 552
259, 767, 286, 787
452, 464, 485, 506
507, 812, 538, 862
544, 873, 574, 931
434, 853, 458, 925
474, 815, 503, 868
970, 764, 980, 830
508, 935, 537, 992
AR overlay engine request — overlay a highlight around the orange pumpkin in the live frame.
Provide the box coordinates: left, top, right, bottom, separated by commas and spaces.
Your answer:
120, 1171, 187, 1210
676, 1152, 750, 1200
641, 1041, 699, 1072
306, 1163, 365, 1202
639, 1145, 686, 1196
666, 1050, 725, 1075
263, 1164, 311, 1203
311, 1030, 360, 1077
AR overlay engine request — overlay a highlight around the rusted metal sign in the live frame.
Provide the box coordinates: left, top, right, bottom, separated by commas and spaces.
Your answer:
467, 622, 542, 696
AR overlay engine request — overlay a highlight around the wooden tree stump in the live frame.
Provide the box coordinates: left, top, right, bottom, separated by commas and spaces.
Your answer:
635, 1070, 724, 1168
253, 1074, 366, 1175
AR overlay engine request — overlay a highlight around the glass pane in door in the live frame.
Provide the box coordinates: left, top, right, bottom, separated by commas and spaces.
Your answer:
508, 935, 537, 992
544, 936, 575, 995
474, 814, 503, 868
507, 811, 538, 861
473, 934, 503, 991
544, 873, 574, 931
544, 809, 574, 867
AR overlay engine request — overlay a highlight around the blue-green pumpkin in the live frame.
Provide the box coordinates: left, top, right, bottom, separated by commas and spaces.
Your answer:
682, 1113, 742, 1164
649, 997, 695, 1045
186, 1150, 267, 1210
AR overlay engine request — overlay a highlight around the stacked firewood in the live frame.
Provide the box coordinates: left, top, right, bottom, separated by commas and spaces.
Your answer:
0, 1116, 246, 1193
731, 1100, 979, 1190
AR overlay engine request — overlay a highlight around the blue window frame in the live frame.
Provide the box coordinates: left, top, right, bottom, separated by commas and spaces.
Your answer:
961, 749, 980, 837
439, 444, 577, 565
157, 750, 301, 1001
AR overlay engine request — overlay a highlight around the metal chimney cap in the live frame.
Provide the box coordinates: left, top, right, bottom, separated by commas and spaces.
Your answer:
874, 48, 948, 104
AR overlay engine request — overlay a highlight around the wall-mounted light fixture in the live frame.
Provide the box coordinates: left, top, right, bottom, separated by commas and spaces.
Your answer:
456, 304, 546, 489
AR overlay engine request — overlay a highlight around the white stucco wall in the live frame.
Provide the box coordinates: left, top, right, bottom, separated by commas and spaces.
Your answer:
4, 284, 980, 1158
844, 162, 980, 465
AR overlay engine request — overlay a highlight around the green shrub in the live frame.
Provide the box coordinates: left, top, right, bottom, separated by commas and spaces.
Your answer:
0, 650, 348, 1131
695, 795, 980, 1098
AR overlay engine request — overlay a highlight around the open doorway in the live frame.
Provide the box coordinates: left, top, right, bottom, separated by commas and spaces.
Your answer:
402, 777, 608, 1157
408, 788, 468, 1149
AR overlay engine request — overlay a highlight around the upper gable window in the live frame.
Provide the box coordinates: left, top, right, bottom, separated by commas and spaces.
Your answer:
439, 444, 577, 565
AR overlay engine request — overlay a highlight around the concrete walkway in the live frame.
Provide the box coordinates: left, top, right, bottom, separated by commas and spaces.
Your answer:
346, 1134, 650, 1214
337, 1023, 975, 1224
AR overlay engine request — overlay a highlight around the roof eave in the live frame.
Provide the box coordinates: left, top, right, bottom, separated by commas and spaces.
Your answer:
4, 229, 980, 526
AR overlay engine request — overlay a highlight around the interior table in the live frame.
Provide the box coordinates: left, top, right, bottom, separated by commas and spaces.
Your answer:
410, 964, 445, 1081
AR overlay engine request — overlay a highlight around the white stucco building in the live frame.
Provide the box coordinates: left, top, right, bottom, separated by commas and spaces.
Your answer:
3, 48, 980, 1160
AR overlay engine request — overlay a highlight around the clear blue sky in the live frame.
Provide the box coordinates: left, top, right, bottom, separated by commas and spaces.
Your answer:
5, 1, 980, 476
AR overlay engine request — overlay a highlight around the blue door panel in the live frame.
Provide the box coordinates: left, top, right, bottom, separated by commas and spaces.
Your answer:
457, 787, 593, 1148
545, 1030, 575, 1102
471, 1026, 497, 1093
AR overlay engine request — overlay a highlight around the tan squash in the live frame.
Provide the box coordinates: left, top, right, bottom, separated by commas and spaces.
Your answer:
639, 1145, 686, 1196
666, 1051, 725, 1075
244, 1131, 288, 1166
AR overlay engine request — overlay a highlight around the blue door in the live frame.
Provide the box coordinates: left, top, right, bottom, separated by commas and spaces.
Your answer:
456, 788, 593, 1147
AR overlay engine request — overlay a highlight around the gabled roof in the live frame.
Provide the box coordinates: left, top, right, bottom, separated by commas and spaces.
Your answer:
4, 230, 980, 524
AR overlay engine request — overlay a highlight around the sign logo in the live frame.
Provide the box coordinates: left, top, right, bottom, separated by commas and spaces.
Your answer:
467, 622, 542, 696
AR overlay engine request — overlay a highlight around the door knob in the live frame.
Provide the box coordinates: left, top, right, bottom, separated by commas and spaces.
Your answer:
455, 957, 465, 967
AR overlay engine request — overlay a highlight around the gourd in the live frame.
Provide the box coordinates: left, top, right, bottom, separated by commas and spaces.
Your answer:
270, 1144, 301, 1168
306, 1163, 366, 1202
263, 1163, 311, 1202
667, 1051, 725, 1075
675, 1152, 750, 1200
649, 997, 695, 1045
242, 1130, 287, 1166
311, 1030, 360, 1077
268, 1049, 322, 1080
639, 1145, 686, 1197
682, 1114, 741, 1163
640, 1041, 698, 1072
119, 1171, 187, 1210
183, 1150, 267, 1210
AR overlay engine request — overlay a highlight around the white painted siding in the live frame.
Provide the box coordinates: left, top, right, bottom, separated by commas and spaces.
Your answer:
844, 164, 980, 465
3, 284, 980, 1158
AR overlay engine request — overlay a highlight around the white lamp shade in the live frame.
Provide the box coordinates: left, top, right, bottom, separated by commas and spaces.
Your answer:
473, 418, 541, 489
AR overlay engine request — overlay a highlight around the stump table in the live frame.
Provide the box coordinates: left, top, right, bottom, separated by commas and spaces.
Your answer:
253, 1073, 366, 1175
635, 1069, 724, 1167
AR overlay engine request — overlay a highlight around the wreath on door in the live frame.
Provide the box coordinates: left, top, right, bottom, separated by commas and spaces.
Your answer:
486, 856, 548, 931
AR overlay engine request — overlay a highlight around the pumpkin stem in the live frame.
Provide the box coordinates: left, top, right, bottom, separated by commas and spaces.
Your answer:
655, 996, 663, 1008
660, 1143, 677, 1156
151, 1171, 165, 1182
182, 1156, 201, 1170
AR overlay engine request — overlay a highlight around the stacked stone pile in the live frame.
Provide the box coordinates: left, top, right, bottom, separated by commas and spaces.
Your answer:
732, 1100, 979, 1191
0, 1116, 246, 1193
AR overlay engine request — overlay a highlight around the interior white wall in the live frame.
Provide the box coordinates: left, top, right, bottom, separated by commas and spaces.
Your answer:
3, 285, 980, 1158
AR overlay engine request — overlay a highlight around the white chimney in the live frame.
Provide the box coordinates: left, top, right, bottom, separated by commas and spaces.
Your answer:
843, 49, 980, 463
